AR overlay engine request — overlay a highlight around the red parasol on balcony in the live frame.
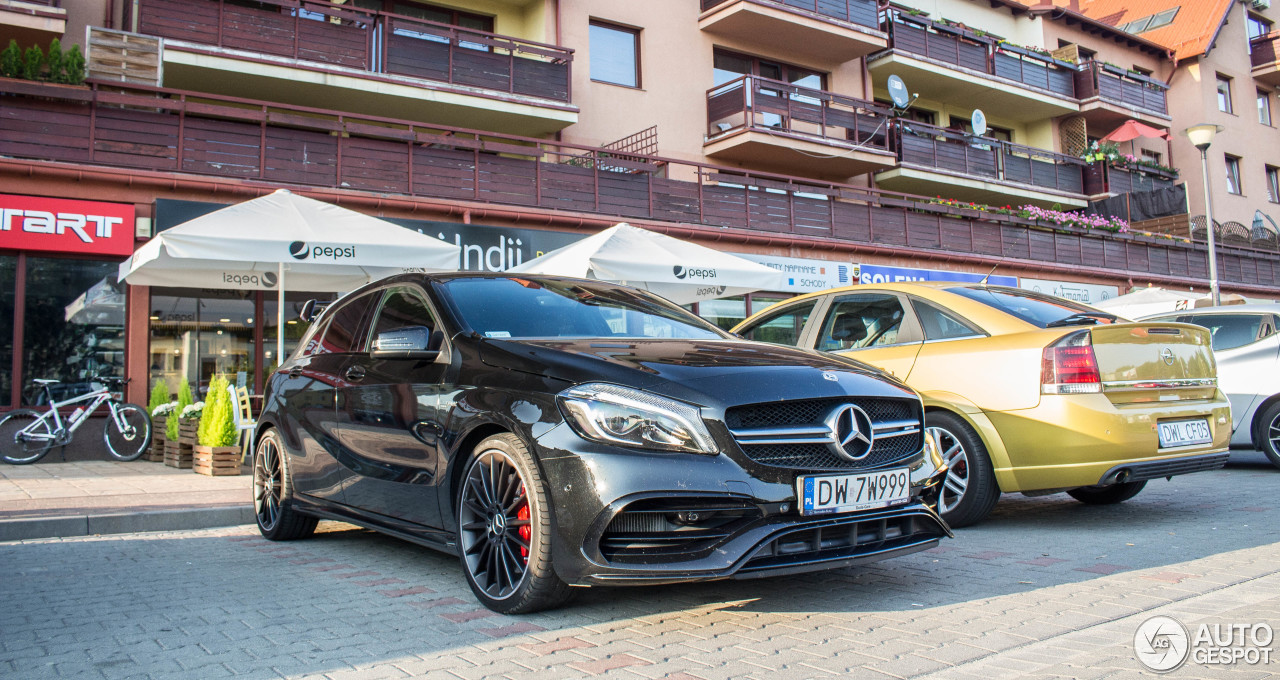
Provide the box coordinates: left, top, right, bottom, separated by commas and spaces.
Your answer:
1101, 120, 1171, 142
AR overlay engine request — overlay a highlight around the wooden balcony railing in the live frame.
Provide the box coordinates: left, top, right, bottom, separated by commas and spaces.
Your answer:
134, 0, 573, 103
706, 75, 892, 152
883, 12, 1076, 98
1075, 62, 1169, 116
1252, 31, 1280, 68
1083, 163, 1178, 196
3, 78, 1278, 288
893, 121, 1087, 196
700, 0, 879, 31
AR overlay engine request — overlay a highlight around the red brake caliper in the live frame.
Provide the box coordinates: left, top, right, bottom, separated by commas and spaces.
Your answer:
517, 484, 531, 562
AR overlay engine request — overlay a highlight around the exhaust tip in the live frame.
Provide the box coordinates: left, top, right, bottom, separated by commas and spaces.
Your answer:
1112, 469, 1132, 484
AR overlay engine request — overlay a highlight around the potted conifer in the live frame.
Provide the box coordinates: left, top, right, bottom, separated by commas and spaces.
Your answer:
146, 380, 170, 462
193, 375, 241, 476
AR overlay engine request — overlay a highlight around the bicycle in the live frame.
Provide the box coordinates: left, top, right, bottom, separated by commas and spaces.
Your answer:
0, 377, 152, 465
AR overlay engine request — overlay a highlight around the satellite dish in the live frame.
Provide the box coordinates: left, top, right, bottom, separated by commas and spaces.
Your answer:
887, 75, 910, 108
971, 109, 988, 136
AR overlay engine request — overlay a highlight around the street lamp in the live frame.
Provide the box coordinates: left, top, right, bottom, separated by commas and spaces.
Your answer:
1183, 123, 1225, 306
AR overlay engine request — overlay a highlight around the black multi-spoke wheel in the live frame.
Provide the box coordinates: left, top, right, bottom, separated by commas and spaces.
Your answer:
254, 429, 317, 541
1258, 402, 1280, 470
926, 412, 999, 528
103, 404, 151, 461
457, 434, 570, 614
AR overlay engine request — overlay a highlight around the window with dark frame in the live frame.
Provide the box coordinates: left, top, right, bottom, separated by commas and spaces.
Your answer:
589, 20, 640, 88
712, 49, 826, 90
1267, 165, 1280, 203
1217, 75, 1234, 114
1249, 13, 1273, 41
1225, 155, 1243, 195
1260, 89, 1273, 126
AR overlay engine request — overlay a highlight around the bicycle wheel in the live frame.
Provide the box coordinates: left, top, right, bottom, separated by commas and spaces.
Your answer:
0, 409, 55, 465
103, 403, 152, 462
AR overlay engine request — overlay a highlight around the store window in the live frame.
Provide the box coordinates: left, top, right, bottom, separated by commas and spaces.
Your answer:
1226, 155, 1243, 195
589, 20, 640, 88
263, 291, 336, 371
0, 256, 14, 407
22, 258, 124, 405
149, 289, 256, 400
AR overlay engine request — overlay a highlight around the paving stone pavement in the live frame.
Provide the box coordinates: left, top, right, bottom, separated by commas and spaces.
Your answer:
2, 451, 1278, 680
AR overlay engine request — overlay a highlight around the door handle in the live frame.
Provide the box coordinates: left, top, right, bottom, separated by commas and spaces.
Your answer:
343, 365, 367, 382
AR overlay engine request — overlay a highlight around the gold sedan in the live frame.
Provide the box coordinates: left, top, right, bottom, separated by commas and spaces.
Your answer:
733, 283, 1232, 527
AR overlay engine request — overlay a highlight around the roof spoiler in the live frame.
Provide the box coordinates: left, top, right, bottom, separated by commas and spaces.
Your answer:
299, 299, 333, 323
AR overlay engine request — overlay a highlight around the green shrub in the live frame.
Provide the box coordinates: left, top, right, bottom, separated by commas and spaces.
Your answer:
63, 44, 85, 85
168, 376, 194, 440
46, 38, 62, 83
148, 380, 169, 413
0, 40, 20, 79
21, 44, 43, 81
199, 375, 235, 447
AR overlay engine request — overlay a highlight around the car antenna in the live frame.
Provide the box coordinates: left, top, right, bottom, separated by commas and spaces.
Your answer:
979, 265, 998, 285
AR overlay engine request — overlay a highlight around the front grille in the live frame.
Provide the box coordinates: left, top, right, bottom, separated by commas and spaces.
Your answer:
738, 512, 946, 574
725, 398, 922, 471
599, 498, 762, 562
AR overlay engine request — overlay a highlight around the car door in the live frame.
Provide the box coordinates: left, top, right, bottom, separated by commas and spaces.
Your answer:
899, 297, 992, 398
811, 292, 924, 380
281, 291, 379, 501
335, 285, 452, 533
1185, 312, 1280, 434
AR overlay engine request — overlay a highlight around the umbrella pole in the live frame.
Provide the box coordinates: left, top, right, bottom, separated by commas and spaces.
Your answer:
277, 263, 285, 367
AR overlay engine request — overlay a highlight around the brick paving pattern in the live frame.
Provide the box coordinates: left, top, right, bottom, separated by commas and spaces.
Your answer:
1, 451, 1277, 679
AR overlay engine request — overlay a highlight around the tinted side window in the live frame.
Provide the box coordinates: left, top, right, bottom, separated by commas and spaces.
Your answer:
818, 294, 906, 351
315, 292, 378, 354
371, 287, 438, 339
1186, 314, 1263, 351
740, 301, 817, 346
913, 300, 982, 341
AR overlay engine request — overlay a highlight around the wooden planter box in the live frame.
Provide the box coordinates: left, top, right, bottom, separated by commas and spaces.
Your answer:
193, 445, 241, 476
147, 415, 167, 462
178, 418, 198, 446
164, 438, 193, 468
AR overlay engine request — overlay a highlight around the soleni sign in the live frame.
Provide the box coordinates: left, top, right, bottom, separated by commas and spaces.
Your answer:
0, 194, 136, 257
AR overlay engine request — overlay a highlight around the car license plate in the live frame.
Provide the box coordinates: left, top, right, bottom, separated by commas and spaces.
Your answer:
798, 468, 910, 516
1158, 418, 1212, 448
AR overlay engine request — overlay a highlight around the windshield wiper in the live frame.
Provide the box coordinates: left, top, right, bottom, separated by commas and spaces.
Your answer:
1045, 312, 1118, 328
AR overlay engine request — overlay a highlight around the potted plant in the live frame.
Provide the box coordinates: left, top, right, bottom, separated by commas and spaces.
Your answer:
194, 375, 242, 476
146, 380, 170, 462
174, 377, 198, 447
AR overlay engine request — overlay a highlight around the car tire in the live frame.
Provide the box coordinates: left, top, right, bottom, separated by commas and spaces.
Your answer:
456, 433, 571, 614
1067, 480, 1147, 504
254, 428, 318, 541
1255, 401, 1280, 470
926, 411, 1000, 528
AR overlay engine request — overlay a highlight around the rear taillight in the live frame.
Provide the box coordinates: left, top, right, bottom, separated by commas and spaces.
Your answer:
1041, 330, 1101, 394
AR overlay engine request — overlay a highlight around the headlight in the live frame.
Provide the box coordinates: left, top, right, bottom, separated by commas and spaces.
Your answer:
557, 383, 717, 454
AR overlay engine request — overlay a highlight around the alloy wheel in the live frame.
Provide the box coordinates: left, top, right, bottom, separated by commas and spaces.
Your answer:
458, 449, 533, 601
1269, 412, 1280, 455
254, 436, 283, 531
928, 426, 970, 514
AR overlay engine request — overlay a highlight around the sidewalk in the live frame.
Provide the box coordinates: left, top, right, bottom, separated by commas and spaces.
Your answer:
0, 460, 254, 541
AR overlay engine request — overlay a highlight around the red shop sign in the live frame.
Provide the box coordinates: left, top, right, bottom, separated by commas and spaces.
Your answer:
0, 194, 136, 257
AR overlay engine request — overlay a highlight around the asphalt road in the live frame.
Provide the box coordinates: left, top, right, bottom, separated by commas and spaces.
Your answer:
2, 451, 1278, 680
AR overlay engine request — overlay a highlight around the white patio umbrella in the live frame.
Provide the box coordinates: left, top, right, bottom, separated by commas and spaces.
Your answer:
64, 276, 125, 326
119, 189, 460, 359
506, 223, 786, 304
1092, 286, 1199, 320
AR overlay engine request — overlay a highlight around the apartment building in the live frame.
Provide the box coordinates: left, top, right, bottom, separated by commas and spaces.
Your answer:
1, 0, 1277, 407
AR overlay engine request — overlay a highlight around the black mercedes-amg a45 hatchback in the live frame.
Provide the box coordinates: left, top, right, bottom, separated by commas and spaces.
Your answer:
253, 273, 951, 613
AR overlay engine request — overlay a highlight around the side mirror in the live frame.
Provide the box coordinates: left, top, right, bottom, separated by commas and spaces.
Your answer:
372, 326, 441, 360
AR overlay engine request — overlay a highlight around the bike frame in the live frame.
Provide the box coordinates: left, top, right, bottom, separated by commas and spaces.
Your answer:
20, 386, 128, 443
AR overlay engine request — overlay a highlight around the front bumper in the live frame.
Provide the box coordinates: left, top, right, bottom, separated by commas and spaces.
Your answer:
534, 423, 951, 586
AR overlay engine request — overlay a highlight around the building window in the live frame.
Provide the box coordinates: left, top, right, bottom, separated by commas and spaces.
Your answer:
712, 49, 825, 89
1249, 13, 1273, 41
1225, 155, 1243, 195
1217, 75, 1233, 114
1267, 166, 1280, 203
1261, 90, 1274, 126
1141, 149, 1163, 166
589, 21, 640, 88
949, 116, 1012, 142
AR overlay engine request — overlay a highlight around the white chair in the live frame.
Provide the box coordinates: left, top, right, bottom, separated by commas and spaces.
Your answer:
228, 384, 256, 463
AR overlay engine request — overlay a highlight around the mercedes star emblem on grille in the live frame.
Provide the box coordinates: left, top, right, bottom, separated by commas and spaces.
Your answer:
824, 404, 874, 461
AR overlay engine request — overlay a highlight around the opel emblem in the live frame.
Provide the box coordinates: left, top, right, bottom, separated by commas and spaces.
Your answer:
822, 372, 839, 382
824, 404, 874, 461
1161, 347, 1175, 366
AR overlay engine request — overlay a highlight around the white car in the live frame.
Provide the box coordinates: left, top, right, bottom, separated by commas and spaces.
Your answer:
1143, 304, 1280, 469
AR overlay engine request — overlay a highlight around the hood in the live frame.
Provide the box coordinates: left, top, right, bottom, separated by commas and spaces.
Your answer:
478, 338, 917, 408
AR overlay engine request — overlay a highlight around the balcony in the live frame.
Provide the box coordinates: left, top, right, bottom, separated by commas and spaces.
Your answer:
4, 78, 1279, 290
876, 121, 1088, 208
868, 12, 1078, 122
0, 0, 65, 46
134, 0, 576, 136
1083, 162, 1178, 197
1252, 32, 1280, 87
698, 0, 887, 62
1075, 62, 1170, 129
704, 75, 896, 178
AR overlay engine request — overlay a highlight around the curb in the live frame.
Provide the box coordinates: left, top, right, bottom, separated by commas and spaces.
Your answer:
0, 506, 256, 541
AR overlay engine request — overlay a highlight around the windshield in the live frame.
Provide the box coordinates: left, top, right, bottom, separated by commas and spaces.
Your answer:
944, 286, 1119, 329
441, 277, 730, 340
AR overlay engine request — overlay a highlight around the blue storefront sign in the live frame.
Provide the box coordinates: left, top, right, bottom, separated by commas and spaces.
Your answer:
858, 264, 1018, 287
